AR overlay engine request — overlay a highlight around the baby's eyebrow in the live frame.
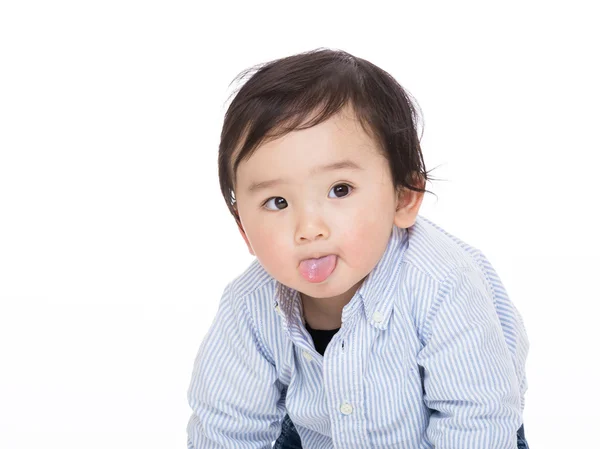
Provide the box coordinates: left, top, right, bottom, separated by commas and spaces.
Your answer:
246, 159, 364, 194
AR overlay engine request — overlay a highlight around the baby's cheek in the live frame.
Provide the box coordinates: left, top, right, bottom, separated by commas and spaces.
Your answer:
342, 216, 391, 270
340, 221, 371, 257
269, 243, 290, 267
255, 229, 289, 263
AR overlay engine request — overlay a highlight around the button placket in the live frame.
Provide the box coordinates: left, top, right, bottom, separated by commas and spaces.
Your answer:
340, 402, 353, 415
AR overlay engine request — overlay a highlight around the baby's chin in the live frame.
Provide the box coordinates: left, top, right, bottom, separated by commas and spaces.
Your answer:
295, 274, 366, 302
274, 274, 343, 298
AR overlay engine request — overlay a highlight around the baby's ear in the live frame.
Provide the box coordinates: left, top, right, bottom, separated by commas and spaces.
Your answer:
394, 177, 425, 228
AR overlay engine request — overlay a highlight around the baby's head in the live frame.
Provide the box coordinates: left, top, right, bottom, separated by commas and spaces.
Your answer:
218, 48, 436, 302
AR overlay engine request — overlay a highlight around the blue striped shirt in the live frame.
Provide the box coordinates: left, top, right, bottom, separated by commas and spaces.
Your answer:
187, 215, 529, 448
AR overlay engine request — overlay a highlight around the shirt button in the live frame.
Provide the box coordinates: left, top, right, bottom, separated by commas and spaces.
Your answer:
275, 305, 283, 316
340, 402, 353, 415
302, 350, 313, 362
372, 311, 384, 323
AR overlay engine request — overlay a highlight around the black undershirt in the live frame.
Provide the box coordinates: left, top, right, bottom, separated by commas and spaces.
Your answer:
304, 321, 340, 356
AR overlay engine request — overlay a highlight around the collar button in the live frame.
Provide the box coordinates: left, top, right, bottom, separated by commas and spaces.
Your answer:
372, 311, 384, 323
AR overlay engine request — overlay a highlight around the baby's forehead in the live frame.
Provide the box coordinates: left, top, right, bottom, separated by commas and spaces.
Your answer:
234, 106, 373, 154
231, 113, 384, 187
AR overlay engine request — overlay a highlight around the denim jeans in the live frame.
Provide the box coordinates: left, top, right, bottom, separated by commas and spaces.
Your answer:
273, 413, 530, 449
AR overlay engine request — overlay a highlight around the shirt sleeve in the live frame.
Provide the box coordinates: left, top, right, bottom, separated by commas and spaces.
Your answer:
417, 266, 521, 449
186, 282, 286, 449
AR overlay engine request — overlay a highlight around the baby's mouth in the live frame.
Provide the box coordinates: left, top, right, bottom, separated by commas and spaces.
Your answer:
298, 255, 338, 283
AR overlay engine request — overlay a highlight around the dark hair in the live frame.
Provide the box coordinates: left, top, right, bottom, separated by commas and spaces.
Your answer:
217, 47, 440, 228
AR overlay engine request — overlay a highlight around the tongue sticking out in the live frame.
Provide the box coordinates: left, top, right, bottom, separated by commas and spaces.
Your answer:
298, 254, 337, 283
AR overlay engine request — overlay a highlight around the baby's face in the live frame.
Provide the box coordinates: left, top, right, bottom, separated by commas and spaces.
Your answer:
234, 106, 403, 304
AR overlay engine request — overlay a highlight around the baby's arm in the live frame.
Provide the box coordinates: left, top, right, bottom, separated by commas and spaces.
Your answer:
187, 282, 285, 449
417, 266, 521, 449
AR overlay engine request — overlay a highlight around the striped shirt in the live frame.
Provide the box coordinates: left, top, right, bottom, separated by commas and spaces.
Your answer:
187, 215, 529, 448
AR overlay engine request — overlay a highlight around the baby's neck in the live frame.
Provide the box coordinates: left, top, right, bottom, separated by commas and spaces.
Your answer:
300, 293, 352, 330
299, 278, 365, 330
302, 303, 342, 330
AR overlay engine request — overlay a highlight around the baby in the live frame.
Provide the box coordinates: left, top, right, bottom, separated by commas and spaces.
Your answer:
187, 48, 530, 449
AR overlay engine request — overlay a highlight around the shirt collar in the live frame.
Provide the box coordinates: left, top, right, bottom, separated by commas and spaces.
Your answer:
274, 223, 408, 331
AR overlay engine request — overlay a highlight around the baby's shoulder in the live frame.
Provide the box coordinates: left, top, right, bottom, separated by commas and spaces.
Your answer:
397, 216, 499, 343
224, 261, 293, 372
225, 259, 287, 331
227, 258, 275, 302
403, 216, 485, 283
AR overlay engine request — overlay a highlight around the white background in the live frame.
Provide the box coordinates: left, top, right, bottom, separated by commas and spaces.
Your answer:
1, 1, 598, 448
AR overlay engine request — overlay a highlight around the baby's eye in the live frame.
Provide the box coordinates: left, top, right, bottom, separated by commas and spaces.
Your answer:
262, 183, 353, 211
263, 197, 288, 211
328, 183, 353, 199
